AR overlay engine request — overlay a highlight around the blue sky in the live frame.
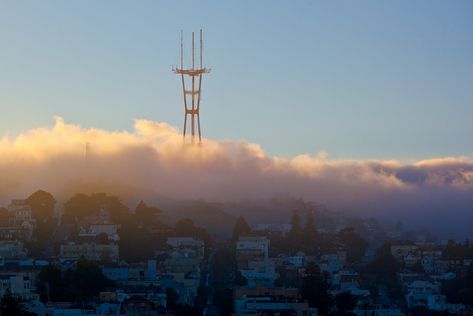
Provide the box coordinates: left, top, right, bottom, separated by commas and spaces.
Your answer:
0, 1, 472, 160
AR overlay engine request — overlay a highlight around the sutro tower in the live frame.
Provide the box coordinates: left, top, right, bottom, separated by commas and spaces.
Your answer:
173, 30, 211, 144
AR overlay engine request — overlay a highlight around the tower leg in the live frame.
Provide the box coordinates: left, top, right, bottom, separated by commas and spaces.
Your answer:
183, 112, 187, 141
197, 113, 202, 143
181, 72, 188, 142
191, 113, 195, 144
191, 32, 195, 144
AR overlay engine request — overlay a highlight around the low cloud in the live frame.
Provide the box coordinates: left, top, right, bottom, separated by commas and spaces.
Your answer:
1, 117, 472, 238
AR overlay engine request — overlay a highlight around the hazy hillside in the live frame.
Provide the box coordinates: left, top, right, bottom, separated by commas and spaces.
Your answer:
155, 198, 237, 238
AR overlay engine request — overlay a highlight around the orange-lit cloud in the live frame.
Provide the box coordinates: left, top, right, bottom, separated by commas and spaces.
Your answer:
1, 117, 473, 200
1, 117, 473, 237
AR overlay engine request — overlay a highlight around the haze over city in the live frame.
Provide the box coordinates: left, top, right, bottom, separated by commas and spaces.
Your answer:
1, 1, 472, 237
0, 2, 473, 315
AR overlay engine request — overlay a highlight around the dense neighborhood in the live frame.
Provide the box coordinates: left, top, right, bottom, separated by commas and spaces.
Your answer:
0, 190, 472, 315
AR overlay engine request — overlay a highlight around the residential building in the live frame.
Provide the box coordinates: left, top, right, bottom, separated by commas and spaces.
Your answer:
166, 237, 204, 258
234, 286, 317, 316
0, 274, 38, 300
236, 236, 269, 271
0, 240, 28, 259
59, 242, 119, 262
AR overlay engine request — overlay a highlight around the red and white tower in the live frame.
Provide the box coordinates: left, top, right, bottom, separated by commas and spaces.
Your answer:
173, 30, 211, 144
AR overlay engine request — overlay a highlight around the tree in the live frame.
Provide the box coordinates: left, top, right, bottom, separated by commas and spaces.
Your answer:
135, 200, 147, 214
103, 195, 130, 225
411, 306, 452, 316
335, 292, 357, 315
231, 216, 251, 243
63, 193, 100, 222
304, 212, 316, 239
174, 218, 211, 245
363, 242, 402, 300
365, 242, 399, 278
174, 218, 197, 236
234, 271, 248, 286
63, 193, 130, 224
457, 288, 473, 306
63, 193, 131, 224
64, 257, 115, 301
0, 208, 9, 226
26, 190, 56, 221
287, 210, 303, 248
212, 246, 235, 289
275, 266, 301, 288
166, 288, 178, 309
290, 210, 302, 234
134, 200, 161, 225
213, 288, 234, 316
118, 222, 154, 262
468, 261, 473, 288
95, 232, 109, 244
301, 263, 332, 315
443, 262, 473, 305
338, 227, 368, 263
444, 239, 473, 259
0, 290, 34, 315
195, 285, 211, 309
37, 264, 63, 302
25, 190, 58, 257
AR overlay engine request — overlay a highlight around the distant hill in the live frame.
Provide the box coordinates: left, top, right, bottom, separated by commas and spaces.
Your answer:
155, 198, 236, 238
223, 193, 326, 226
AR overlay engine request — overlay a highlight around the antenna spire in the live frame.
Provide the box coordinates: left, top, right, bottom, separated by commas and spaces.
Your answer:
180, 30, 183, 69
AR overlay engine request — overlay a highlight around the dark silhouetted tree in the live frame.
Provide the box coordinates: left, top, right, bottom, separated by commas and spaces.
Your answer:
444, 239, 473, 259
287, 210, 304, 253
166, 288, 178, 309
174, 218, 196, 236
335, 292, 357, 315
468, 262, 473, 288
103, 195, 130, 224
301, 263, 332, 314
338, 227, 368, 263
443, 259, 473, 305
363, 242, 402, 299
195, 285, 211, 308
174, 218, 211, 245
0, 289, 34, 315
118, 223, 154, 262
64, 257, 115, 301
457, 288, 473, 305
95, 232, 109, 244
304, 212, 316, 239
64, 193, 100, 222
213, 288, 234, 316
212, 246, 235, 289
25, 190, 58, 257
134, 200, 161, 225
234, 271, 248, 286
290, 210, 302, 234
231, 216, 251, 243
26, 190, 56, 221
0, 208, 9, 226
64, 193, 130, 224
411, 306, 450, 316
37, 264, 63, 302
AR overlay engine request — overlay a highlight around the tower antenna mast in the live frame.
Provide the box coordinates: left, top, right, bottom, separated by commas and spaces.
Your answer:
173, 29, 211, 144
